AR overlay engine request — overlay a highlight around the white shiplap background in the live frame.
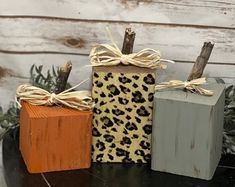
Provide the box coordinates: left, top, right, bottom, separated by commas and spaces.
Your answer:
0, 0, 235, 111
0, 1, 234, 186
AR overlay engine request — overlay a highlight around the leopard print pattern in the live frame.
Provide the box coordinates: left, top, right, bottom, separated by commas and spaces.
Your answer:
92, 71, 155, 163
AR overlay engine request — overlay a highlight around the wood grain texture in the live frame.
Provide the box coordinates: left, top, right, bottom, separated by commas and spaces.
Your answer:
0, 0, 234, 112
0, 54, 91, 112
0, 66, 14, 79
121, 28, 136, 54
20, 102, 92, 173
54, 61, 72, 94
0, 0, 235, 28
152, 84, 225, 179
0, 18, 235, 64
187, 42, 214, 81
0, 53, 234, 112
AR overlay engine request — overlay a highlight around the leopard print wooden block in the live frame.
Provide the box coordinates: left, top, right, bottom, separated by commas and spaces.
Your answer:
92, 66, 156, 163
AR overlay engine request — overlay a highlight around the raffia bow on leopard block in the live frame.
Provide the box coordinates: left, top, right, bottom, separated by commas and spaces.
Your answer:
89, 29, 174, 69
16, 80, 94, 111
155, 77, 214, 96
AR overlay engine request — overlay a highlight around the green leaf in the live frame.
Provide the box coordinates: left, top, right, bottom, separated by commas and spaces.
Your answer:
228, 104, 235, 110
45, 70, 51, 82
223, 83, 235, 154
52, 65, 57, 77
30, 64, 35, 76
35, 74, 41, 83
38, 65, 43, 73
225, 85, 234, 97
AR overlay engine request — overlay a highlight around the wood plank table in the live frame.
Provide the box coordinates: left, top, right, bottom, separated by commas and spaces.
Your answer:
3, 127, 235, 187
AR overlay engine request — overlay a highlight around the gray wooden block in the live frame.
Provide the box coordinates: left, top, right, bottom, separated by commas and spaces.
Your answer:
151, 83, 225, 180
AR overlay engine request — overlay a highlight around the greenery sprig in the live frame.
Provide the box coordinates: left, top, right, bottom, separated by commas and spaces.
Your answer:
0, 102, 19, 139
30, 64, 71, 93
0, 64, 72, 139
222, 84, 235, 154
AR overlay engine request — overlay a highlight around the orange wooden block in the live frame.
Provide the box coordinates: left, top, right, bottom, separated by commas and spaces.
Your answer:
19, 102, 92, 173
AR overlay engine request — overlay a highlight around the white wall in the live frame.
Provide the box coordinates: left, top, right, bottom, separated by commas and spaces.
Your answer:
0, 0, 235, 111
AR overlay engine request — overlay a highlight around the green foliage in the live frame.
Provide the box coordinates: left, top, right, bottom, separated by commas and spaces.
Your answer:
30, 64, 72, 92
0, 64, 72, 139
222, 84, 235, 154
30, 64, 57, 92
224, 85, 235, 131
0, 102, 19, 139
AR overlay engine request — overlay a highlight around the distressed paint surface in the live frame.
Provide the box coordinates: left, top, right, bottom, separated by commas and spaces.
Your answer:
0, 1, 234, 113
0, 54, 91, 111
0, 0, 235, 28
0, 18, 235, 64
20, 102, 92, 173
0, 53, 234, 111
0, 1, 233, 183
152, 84, 225, 180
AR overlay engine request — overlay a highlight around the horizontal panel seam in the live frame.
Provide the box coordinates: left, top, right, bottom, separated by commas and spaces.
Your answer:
0, 15, 234, 30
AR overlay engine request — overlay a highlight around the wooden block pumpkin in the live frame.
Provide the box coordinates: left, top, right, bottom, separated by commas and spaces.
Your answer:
151, 83, 225, 180
19, 102, 92, 173
92, 65, 156, 163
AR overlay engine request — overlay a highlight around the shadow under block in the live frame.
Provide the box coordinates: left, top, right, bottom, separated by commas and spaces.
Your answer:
92, 66, 156, 163
151, 83, 225, 180
19, 102, 92, 173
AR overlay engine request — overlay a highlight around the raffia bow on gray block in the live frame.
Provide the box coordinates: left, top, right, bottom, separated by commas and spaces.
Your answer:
155, 78, 214, 96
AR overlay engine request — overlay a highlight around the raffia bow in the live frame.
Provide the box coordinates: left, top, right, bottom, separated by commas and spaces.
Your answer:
16, 80, 94, 111
155, 77, 214, 96
89, 29, 174, 69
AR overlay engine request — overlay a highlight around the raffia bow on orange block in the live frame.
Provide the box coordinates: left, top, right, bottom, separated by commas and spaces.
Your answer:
89, 28, 174, 69
155, 77, 214, 96
16, 80, 94, 111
